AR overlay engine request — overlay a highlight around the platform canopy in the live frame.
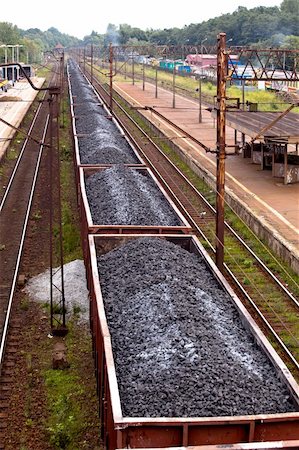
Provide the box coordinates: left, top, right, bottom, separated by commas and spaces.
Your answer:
224, 111, 299, 145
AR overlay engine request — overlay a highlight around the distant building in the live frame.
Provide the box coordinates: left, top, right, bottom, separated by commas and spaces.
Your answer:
186, 54, 239, 68
54, 43, 64, 55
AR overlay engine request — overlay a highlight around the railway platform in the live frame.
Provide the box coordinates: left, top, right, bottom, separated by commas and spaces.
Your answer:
0, 77, 45, 160
114, 79, 299, 272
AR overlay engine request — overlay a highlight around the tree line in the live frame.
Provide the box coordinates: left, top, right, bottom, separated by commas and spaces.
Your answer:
0, 0, 298, 65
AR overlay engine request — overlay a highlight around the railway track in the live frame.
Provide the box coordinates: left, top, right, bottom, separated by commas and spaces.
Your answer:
79, 62, 299, 377
0, 66, 59, 377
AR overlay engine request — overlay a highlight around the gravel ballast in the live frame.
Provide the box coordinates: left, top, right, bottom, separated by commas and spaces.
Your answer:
68, 61, 140, 165
97, 237, 297, 418
85, 165, 182, 226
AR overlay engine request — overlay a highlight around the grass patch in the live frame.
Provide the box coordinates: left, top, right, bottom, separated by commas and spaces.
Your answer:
44, 321, 100, 449
45, 369, 84, 448
112, 61, 298, 113
32, 210, 42, 220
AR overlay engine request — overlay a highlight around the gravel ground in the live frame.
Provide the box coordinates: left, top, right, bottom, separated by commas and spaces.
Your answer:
98, 237, 297, 418
68, 60, 140, 165
85, 165, 182, 226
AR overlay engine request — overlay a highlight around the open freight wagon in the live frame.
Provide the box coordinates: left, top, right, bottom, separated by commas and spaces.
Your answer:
68, 61, 144, 181
79, 165, 192, 235
116, 442, 299, 450
85, 233, 299, 449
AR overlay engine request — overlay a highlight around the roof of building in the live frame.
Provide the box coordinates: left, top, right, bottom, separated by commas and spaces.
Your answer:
224, 111, 299, 144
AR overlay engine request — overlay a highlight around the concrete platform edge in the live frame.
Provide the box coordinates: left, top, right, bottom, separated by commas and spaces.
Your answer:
0, 78, 45, 162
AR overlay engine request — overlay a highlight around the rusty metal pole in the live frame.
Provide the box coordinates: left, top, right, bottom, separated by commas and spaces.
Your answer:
155, 67, 158, 98
132, 56, 135, 85
109, 43, 113, 112
54, 89, 66, 331
83, 47, 86, 74
49, 93, 54, 329
216, 32, 227, 273
172, 62, 176, 108
49, 86, 67, 334
142, 61, 145, 91
199, 76, 202, 123
91, 43, 94, 86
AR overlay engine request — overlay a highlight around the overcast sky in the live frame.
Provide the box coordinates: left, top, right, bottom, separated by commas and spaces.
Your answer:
3, 0, 282, 39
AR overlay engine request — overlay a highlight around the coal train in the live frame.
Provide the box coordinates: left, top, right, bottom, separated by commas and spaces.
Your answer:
67, 59, 299, 450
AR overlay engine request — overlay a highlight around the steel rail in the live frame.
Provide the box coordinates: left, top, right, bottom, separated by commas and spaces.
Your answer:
0, 98, 45, 212
224, 263, 299, 371
0, 115, 50, 371
75, 62, 299, 370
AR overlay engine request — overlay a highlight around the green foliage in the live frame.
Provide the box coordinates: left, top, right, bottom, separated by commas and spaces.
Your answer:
0, 22, 20, 44
0, 22, 80, 65
44, 322, 100, 449
91, 1, 298, 47
32, 210, 42, 220
280, 0, 299, 14
45, 370, 84, 449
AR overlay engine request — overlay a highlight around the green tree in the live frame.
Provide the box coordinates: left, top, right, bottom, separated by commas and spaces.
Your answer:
20, 37, 42, 63
280, 0, 299, 14
0, 22, 20, 44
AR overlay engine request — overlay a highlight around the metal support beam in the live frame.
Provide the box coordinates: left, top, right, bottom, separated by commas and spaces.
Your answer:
216, 32, 227, 273
251, 103, 297, 143
48, 87, 67, 335
198, 76, 202, 123
132, 57, 135, 85
90, 43, 94, 86
284, 145, 288, 185
83, 47, 86, 74
109, 43, 113, 112
172, 62, 176, 108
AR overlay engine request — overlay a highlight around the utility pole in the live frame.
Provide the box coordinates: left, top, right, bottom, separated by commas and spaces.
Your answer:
132, 55, 135, 85
142, 61, 145, 91
216, 32, 227, 273
83, 47, 86, 74
90, 43, 94, 86
109, 42, 113, 112
155, 66, 158, 98
198, 76, 202, 123
172, 61, 176, 108
199, 38, 207, 123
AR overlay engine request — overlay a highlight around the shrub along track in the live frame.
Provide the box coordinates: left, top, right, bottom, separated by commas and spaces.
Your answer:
79, 63, 299, 379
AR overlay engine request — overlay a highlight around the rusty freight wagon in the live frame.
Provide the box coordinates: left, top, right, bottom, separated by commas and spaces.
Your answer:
79, 165, 192, 236
67, 62, 144, 178
85, 233, 299, 449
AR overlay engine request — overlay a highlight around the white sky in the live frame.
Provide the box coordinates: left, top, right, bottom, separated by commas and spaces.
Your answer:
2, 0, 282, 39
